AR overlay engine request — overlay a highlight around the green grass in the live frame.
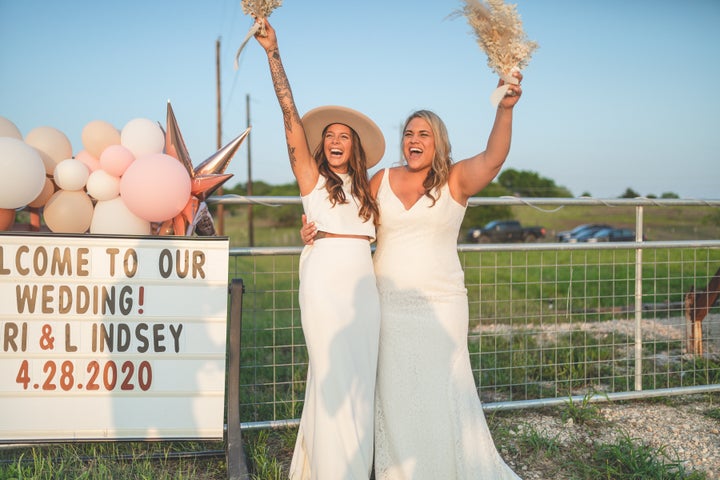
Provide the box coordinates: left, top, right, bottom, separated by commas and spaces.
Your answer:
570, 433, 707, 480
503, 422, 562, 457
10, 412, 703, 480
0, 441, 226, 479
704, 407, 720, 421
560, 390, 608, 426
245, 431, 285, 480
462, 247, 720, 322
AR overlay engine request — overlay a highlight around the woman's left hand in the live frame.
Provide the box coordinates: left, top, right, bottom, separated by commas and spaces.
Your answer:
498, 71, 523, 108
300, 214, 317, 245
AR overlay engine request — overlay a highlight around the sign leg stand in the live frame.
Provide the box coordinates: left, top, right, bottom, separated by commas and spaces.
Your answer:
226, 279, 250, 479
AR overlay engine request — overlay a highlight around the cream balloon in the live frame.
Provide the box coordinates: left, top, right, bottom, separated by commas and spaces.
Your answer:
120, 118, 164, 157
0, 137, 47, 209
81, 120, 120, 159
43, 190, 94, 233
86, 169, 121, 201
25, 126, 73, 175
53, 158, 90, 191
0, 116, 22, 139
90, 197, 151, 235
28, 178, 56, 208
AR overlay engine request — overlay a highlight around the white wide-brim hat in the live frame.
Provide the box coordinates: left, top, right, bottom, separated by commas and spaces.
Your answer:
301, 105, 385, 169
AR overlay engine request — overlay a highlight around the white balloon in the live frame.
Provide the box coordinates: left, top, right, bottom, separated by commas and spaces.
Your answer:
0, 137, 47, 209
120, 118, 164, 157
90, 197, 151, 235
53, 158, 89, 191
86, 169, 121, 201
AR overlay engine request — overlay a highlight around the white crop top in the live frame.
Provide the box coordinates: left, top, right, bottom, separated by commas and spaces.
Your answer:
301, 173, 375, 241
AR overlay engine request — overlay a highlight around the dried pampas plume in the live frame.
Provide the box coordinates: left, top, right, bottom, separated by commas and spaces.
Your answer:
454, 0, 537, 77
241, 0, 283, 19
234, 0, 283, 69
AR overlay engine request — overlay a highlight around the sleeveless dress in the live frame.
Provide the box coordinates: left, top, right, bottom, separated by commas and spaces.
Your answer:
290, 173, 381, 480
373, 168, 520, 480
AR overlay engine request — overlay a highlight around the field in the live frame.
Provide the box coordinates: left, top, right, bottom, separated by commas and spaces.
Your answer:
511, 204, 720, 243
2, 202, 719, 479
218, 202, 720, 247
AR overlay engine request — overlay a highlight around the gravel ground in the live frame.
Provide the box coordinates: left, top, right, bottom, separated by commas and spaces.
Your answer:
476, 313, 720, 477
494, 394, 720, 479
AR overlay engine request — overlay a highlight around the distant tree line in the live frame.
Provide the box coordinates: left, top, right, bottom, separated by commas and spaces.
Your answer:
222, 181, 302, 227
221, 169, 679, 229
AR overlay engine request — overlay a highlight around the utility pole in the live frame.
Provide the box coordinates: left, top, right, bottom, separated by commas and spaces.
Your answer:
246, 93, 254, 246
215, 38, 225, 235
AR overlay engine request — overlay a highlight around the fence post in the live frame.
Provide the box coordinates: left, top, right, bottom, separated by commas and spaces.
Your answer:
634, 206, 644, 391
226, 279, 250, 479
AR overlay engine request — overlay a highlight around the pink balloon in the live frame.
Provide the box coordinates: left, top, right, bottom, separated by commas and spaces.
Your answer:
43, 190, 94, 233
119, 153, 191, 222
100, 144, 135, 177
75, 150, 101, 172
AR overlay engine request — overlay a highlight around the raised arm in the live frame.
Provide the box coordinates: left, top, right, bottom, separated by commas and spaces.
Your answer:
254, 18, 318, 194
449, 72, 523, 204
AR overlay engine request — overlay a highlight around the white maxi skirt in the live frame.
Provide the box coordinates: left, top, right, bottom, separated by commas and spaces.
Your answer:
290, 238, 381, 480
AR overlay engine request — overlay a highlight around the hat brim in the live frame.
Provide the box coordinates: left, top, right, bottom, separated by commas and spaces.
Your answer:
301, 105, 385, 169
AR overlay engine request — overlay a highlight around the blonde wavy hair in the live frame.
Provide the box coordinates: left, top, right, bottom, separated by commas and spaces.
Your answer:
402, 110, 453, 206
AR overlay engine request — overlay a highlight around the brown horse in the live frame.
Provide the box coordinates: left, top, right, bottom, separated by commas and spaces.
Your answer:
685, 266, 720, 355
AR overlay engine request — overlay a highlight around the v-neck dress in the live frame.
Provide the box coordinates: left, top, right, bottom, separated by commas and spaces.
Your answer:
372, 168, 520, 479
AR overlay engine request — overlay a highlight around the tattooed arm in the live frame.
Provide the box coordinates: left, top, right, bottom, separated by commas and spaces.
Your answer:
254, 18, 317, 194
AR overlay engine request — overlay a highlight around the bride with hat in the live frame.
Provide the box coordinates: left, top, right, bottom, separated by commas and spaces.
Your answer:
254, 17, 384, 480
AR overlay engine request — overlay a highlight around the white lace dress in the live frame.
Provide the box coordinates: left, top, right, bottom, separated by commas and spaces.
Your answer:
373, 169, 520, 480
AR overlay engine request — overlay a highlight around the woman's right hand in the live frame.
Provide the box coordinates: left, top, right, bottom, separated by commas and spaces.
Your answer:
253, 18, 277, 52
300, 214, 318, 245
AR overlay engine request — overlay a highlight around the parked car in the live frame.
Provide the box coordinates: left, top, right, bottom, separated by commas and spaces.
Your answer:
569, 227, 612, 243
566, 225, 617, 243
466, 220, 546, 243
557, 223, 612, 242
586, 228, 642, 242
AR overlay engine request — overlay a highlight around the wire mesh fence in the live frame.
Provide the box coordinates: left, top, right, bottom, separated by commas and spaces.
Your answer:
228, 240, 720, 429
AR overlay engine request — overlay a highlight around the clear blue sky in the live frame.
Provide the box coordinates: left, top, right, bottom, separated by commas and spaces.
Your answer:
1, 0, 718, 198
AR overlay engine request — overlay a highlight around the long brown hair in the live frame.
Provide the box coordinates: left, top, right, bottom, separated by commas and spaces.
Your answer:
402, 110, 452, 206
313, 124, 380, 225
